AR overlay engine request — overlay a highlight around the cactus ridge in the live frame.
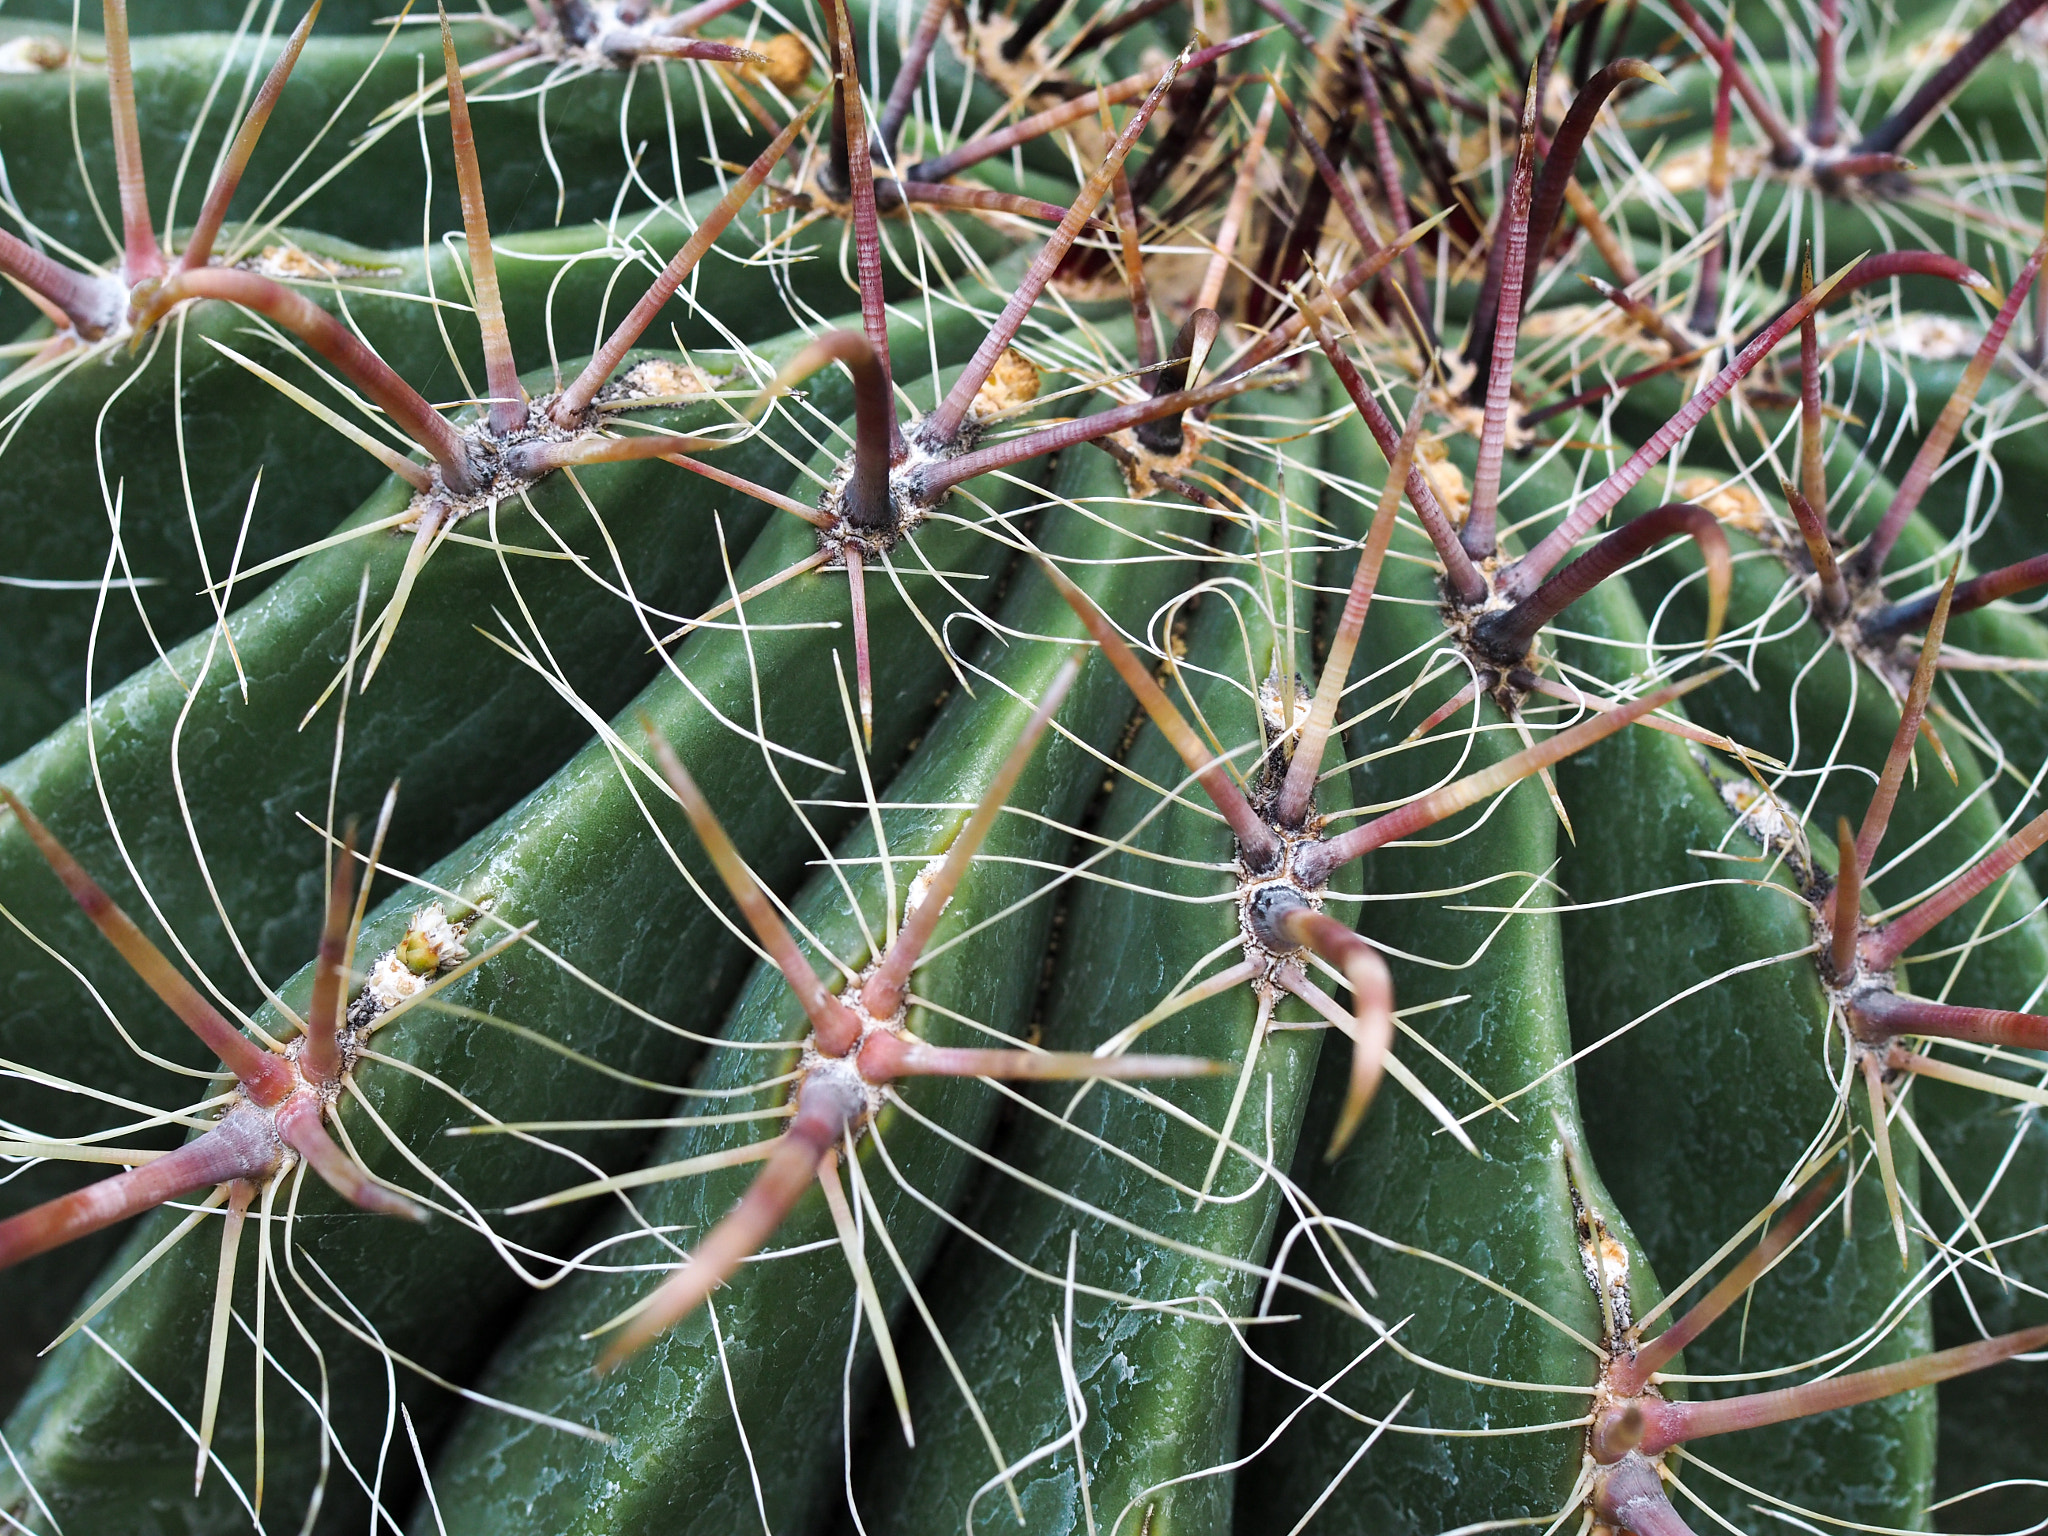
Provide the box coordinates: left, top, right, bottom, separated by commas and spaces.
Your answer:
2, 0, 2048, 1530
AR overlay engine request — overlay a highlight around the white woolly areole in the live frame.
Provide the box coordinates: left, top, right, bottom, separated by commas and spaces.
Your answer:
363, 903, 469, 1012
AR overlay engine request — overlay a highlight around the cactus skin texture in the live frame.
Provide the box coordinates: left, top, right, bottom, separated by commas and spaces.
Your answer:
1, 0, 2048, 1532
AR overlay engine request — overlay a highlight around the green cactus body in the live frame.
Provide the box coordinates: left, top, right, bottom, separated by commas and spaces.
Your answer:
1, 0, 2046, 1530
0, 291, 1017, 1411
2, 2, 400, 34
1627, 400, 2048, 1530
409, 437, 1197, 1534
1234, 410, 1665, 1536
0, 192, 1004, 756
0, 22, 756, 262
852, 375, 1346, 1536
1554, 567, 1936, 1535
0, 387, 1039, 1533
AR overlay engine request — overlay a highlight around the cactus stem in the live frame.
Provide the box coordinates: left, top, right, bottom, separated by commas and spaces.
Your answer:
1855, 242, 2046, 582
922, 358, 1265, 493
1276, 905, 1394, 1158
1850, 567, 1954, 878
1312, 670, 1724, 871
877, 0, 957, 153
1112, 169, 1160, 378
440, 9, 528, 436
1354, 39, 1433, 343
553, 96, 819, 425
1687, 25, 1734, 334
1662, 0, 1802, 165
1811, 0, 1841, 145
0, 787, 297, 1105
1277, 397, 1424, 828
1193, 84, 1274, 315
1312, 320, 1480, 601
1855, 992, 2048, 1051
906, 30, 1266, 184
1607, 1319, 2048, 1459
1610, 1169, 1840, 1395
1463, 75, 1534, 557
1828, 815, 1863, 980
1219, 208, 1452, 385
1862, 553, 2048, 641
1855, 0, 2048, 157
138, 267, 475, 487
1862, 805, 2048, 968
179, 1, 323, 274
193, 1179, 255, 1496
1034, 553, 1283, 869
1470, 502, 1730, 667
924, 44, 1190, 450
102, 0, 163, 284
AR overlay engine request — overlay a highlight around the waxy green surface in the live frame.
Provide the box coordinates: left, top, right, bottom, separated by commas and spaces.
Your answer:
413, 433, 1197, 1534
0, 291, 1013, 1418
1237, 414, 1662, 1536
857, 377, 1345, 1536
0, 371, 1035, 1534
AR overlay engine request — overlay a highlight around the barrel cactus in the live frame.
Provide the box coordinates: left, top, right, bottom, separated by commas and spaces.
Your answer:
0, 0, 2044, 1531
